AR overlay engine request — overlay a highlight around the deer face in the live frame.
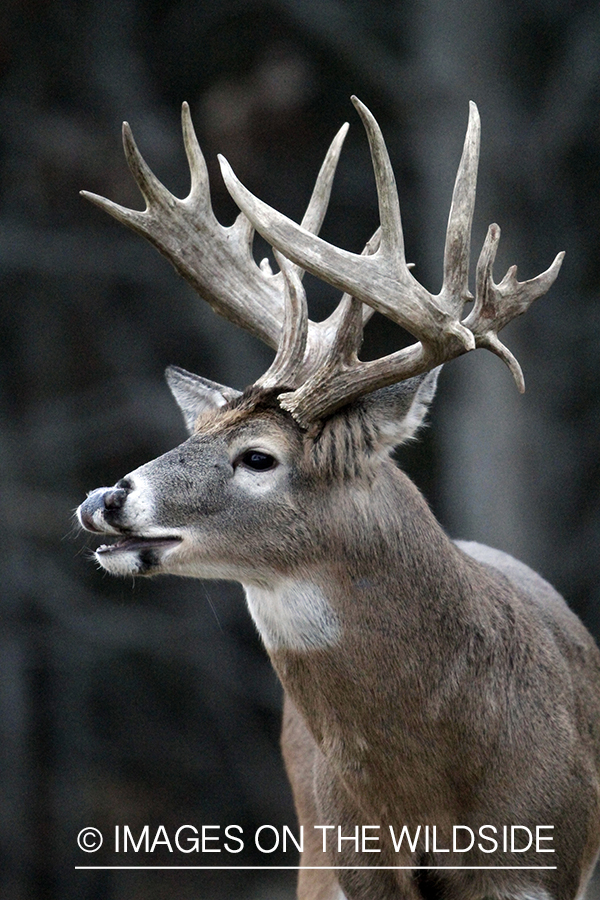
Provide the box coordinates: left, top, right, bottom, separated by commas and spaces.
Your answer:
78, 366, 441, 584
77, 396, 318, 582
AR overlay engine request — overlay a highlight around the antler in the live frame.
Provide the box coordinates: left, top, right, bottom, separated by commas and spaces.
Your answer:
220, 98, 564, 427
84, 99, 564, 431
81, 102, 375, 382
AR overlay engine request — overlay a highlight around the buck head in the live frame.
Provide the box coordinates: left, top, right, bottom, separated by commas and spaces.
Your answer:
78, 361, 439, 583
78, 97, 563, 589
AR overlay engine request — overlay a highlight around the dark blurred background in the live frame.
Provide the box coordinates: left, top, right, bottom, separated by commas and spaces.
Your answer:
1, 1, 599, 898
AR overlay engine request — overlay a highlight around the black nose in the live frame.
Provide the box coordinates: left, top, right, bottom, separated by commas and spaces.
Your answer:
103, 488, 127, 510
78, 485, 129, 532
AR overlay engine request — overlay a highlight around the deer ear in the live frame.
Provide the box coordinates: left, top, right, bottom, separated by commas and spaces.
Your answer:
361, 367, 441, 451
165, 365, 241, 435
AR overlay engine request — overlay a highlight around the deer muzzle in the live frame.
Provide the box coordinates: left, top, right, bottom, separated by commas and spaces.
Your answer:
77, 481, 183, 576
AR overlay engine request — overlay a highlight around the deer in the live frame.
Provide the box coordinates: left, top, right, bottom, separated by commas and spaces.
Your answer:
77, 97, 600, 900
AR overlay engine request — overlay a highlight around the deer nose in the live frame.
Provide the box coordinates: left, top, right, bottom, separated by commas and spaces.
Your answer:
103, 488, 127, 510
78, 485, 129, 532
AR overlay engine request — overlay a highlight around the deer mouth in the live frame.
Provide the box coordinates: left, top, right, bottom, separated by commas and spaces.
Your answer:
96, 535, 183, 555
95, 534, 184, 576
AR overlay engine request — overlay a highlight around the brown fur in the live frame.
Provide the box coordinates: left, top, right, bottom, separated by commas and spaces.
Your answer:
79, 386, 600, 900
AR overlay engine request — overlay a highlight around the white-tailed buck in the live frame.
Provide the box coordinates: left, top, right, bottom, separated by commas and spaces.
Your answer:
78, 98, 600, 900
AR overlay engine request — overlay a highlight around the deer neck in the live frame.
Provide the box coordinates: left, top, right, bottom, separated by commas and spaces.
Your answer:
243, 464, 487, 753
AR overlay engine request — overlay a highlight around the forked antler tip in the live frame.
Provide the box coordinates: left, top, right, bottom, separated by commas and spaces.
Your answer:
514, 248, 565, 296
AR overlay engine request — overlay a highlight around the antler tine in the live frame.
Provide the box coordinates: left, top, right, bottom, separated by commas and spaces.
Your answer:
441, 101, 480, 310
271, 121, 349, 285
181, 100, 213, 213
350, 96, 405, 260
328, 295, 365, 365
463, 224, 565, 392
300, 227, 382, 383
320, 228, 384, 368
279, 333, 430, 427
121, 121, 173, 207
256, 251, 309, 390
255, 115, 361, 389
299, 123, 349, 251
80, 188, 146, 233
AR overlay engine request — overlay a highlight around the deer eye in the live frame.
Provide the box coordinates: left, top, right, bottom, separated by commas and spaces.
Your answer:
237, 450, 277, 471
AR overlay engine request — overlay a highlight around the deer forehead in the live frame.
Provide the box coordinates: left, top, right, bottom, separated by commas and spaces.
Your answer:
195, 402, 303, 460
